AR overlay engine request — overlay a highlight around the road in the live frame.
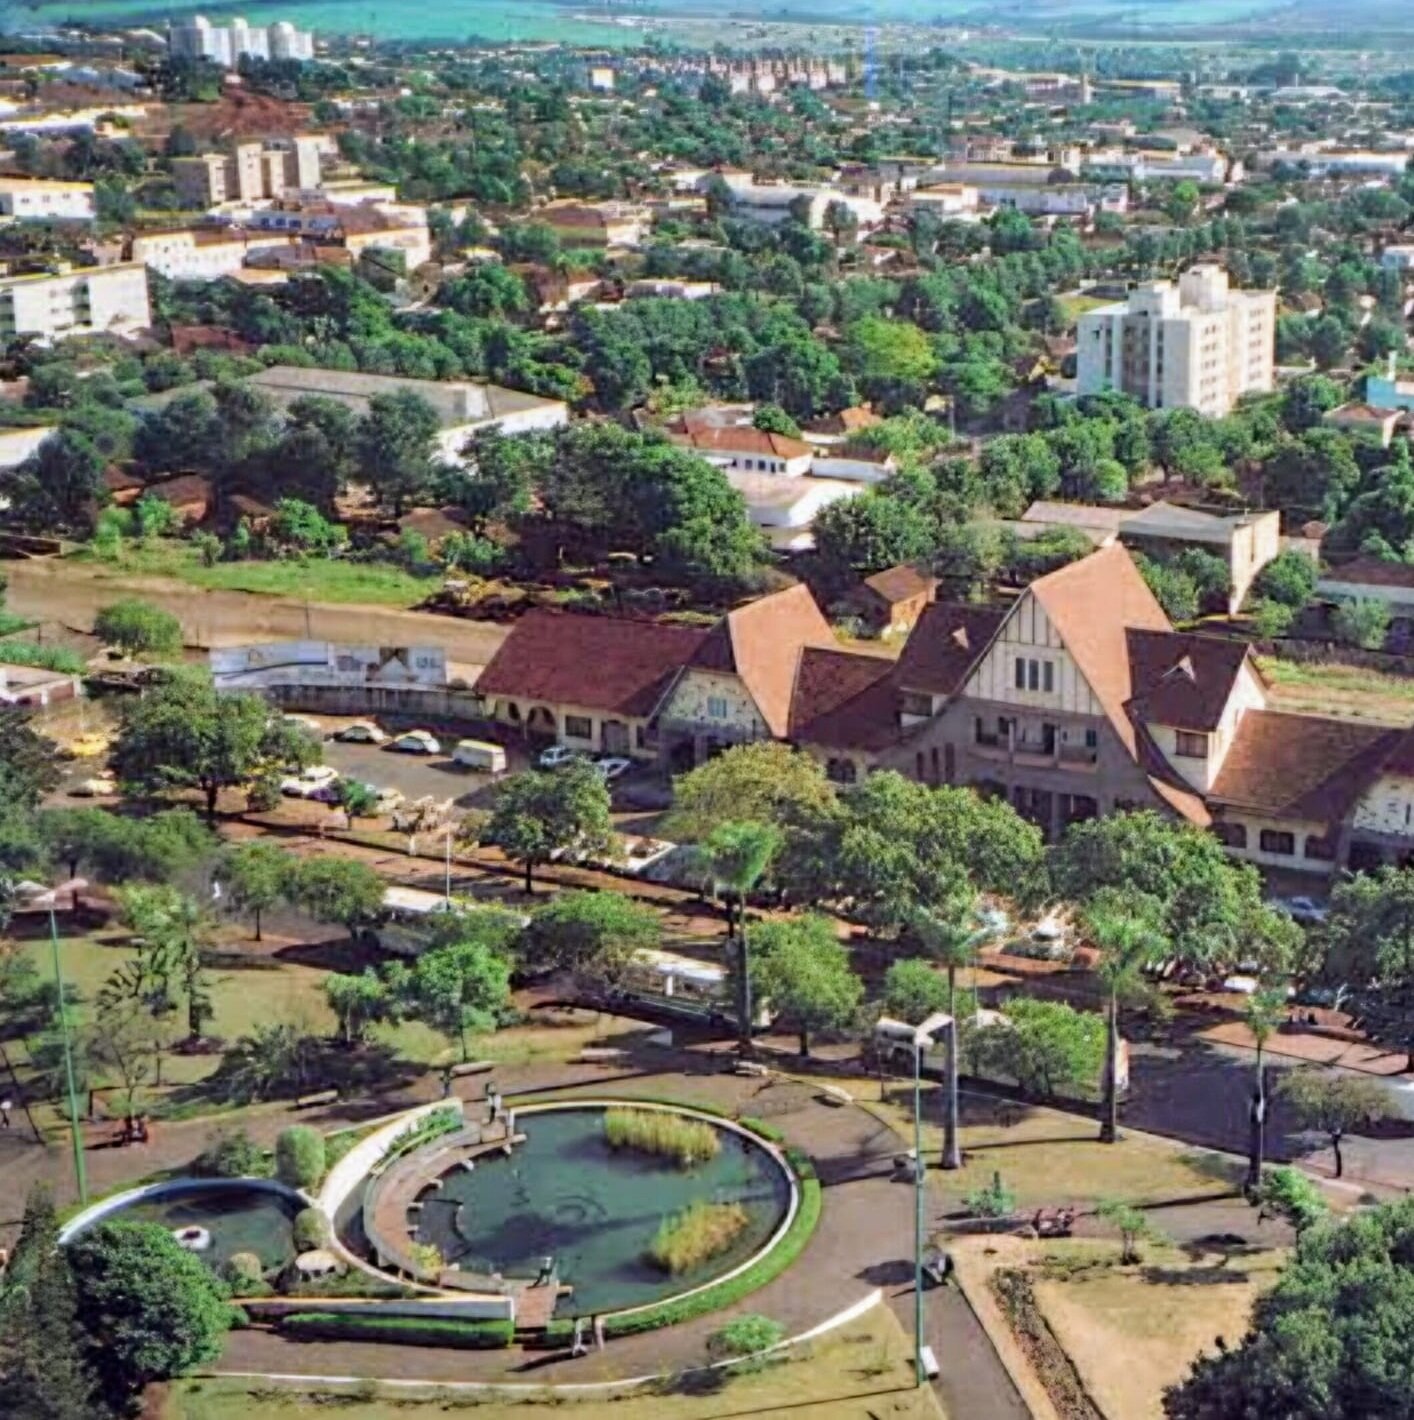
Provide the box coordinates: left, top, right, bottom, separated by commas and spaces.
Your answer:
5, 555, 508, 664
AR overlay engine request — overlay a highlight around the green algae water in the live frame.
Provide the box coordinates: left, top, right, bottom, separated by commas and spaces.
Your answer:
98, 1183, 301, 1273
415, 1105, 791, 1315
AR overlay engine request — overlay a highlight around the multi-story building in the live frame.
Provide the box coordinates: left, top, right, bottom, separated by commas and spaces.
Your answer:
0, 262, 150, 342
171, 136, 326, 208
168, 15, 314, 67
0, 177, 95, 223
1077, 265, 1275, 416
129, 227, 296, 281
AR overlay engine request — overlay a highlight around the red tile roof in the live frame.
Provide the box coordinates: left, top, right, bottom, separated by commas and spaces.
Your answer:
474, 610, 706, 718
675, 425, 813, 461
1323, 557, 1414, 590
895, 602, 1006, 698
1125, 629, 1256, 733
862, 564, 937, 606
788, 645, 898, 749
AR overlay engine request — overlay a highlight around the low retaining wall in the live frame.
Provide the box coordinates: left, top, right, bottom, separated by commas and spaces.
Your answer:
57, 1176, 306, 1246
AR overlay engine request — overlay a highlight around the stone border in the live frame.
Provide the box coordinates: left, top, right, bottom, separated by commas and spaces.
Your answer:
57, 1176, 307, 1247
510, 1098, 800, 1324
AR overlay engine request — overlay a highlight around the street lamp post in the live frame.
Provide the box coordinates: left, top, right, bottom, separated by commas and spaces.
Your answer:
47, 906, 87, 1205
912, 1032, 926, 1387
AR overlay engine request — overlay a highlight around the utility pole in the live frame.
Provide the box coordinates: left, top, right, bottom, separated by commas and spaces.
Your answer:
48, 907, 87, 1205
912, 1034, 926, 1387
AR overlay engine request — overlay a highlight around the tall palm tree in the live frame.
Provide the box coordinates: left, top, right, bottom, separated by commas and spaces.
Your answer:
910, 892, 998, 1169
1244, 982, 1289, 1193
697, 820, 782, 1052
1085, 890, 1167, 1144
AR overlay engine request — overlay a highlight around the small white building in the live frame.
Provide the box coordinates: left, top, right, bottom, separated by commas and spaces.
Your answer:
724, 470, 861, 552
0, 262, 150, 343
211, 642, 447, 691
0, 178, 95, 223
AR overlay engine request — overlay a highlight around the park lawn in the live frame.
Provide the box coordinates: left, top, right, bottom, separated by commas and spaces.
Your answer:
72, 541, 439, 608
1032, 1239, 1286, 1420
1257, 655, 1414, 726
165, 1302, 943, 1419
831, 1076, 1243, 1207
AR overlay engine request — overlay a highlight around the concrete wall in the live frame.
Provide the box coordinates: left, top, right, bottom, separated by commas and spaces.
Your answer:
57, 1176, 306, 1245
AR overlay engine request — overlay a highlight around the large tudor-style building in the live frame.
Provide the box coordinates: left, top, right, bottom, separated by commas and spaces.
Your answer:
474, 544, 1414, 878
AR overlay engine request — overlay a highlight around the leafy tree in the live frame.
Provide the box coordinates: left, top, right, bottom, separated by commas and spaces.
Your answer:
7, 429, 108, 533
668, 743, 834, 842
1324, 864, 1414, 1069
747, 914, 862, 1057
323, 968, 394, 1046
843, 316, 938, 393
403, 935, 511, 1060
112, 884, 215, 1041
274, 1123, 325, 1189
287, 857, 385, 931
0, 707, 62, 809
92, 997, 165, 1118
111, 670, 316, 820
356, 389, 442, 515
1278, 1067, 1390, 1179
93, 599, 182, 659
334, 778, 380, 825
1332, 597, 1391, 651
1096, 1198, 1161, 1264
1280, 374, 1343, 432
751, 403, 801, 437
67, 1221, 232, 1401
882, 958, 949, 1025
479, 761, 614, 893
518, 889, 660, 985
1243, 977, 1292, 1191
1253, 1165, 1328, 1235
1163, 180, 1201, 225
0, 1185, 98, 1420
1163, 1197, 1414, 1419
1252, 549, 1317, 610
812, 490, 935, 586
216, 839, 294, 941
973, 996, 1106, 1101
1086, 890, 1167, 1143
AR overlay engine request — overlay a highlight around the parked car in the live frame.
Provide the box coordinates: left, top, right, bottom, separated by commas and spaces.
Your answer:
453, 739, 508, 773
283, 714, 323, 737
280, 765, 340, 798
594, 756, 633, 782
71, 774, 117, 798
538, 745, 580, 769
1284, 895, 1329, 926
388, 730, 441, 756
335, 721, 388, 745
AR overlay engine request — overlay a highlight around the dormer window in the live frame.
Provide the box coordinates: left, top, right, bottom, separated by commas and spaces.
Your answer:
1175, 730, 1208, 759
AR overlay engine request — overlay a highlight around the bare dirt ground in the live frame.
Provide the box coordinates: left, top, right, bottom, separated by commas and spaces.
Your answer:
5, 557, 509, 663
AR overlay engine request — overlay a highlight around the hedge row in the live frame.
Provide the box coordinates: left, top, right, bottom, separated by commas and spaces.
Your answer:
278, 1312, 514, 1349
545, 1174, 824, 1344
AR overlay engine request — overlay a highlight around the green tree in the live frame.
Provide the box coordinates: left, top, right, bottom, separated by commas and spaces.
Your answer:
323, 969, 394, 1046
972, 996, 1106, 1101
667, 743, 833, 842
403, 935, 511, 1060
1163, 1196, 1414, 1419
0, 1186, 98, 1420
1252, 1165, 1328, 1235
274, 1123, 326, 1189
519, 889, 659, 987
1096, 1198, 1161, 1264
112, 884, 215, 1041
216, 839, 294, 941
1086, 890, 1167, 1143
1252, 549, 1317, 610
1332, 597, 1391, 651
881, 958, 949, 1025
93, 598, 182, 659
1163, 180, 1201, 225
287, 857, 385, 931
1277, 1067, 1390, 1179
747, 914, 863, 1057
68, 1221, 232, 1400
334, 778, 380, 826
357, 389, 441, 515
479, 761, 614, 893
752, 403, 801, 438
812, 490, 935, 585
111, 670, 316, 820
8, 429, 108, 533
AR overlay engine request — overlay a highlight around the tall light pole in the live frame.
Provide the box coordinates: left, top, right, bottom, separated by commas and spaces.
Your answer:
912, 1031, 926, 1387
48, 905, 87, 1205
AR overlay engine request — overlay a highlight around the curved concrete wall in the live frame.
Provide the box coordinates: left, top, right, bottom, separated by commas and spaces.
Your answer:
57, 1176, 305, 1246
317, 1099, 465, 1222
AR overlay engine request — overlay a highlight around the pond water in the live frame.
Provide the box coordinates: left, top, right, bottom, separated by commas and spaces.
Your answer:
99, 1184, 301, 1273
415, 1106, 791, 1316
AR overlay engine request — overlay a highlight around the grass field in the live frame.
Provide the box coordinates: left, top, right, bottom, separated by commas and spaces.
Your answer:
164, 1302, 943, 1419
1257, 655, 1414, 726
72, 541, 439, 608
1057, 293, 1113, 323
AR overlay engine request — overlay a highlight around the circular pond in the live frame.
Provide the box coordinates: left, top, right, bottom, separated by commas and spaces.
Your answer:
413, 1104, 792, 1316
70, 1182, 301, 1274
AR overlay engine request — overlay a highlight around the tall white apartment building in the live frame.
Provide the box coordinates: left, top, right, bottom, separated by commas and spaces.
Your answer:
171, 135, 326, 208
1077, 265, 1275, 417
0, 263, 150, 343
0, 178, 96, 223
168, 16, 314, 68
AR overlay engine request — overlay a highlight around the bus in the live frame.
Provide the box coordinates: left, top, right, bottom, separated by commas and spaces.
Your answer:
362, 886, 527, 957
590, 949, 771, 1029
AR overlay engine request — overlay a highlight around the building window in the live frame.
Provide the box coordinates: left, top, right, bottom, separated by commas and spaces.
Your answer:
1084, 728, 1098, 749
1014, 659, 1026, 690
1028, 660, 1039, 691
706, 696, 728, 719
1304, 834, 1336, 862
1175, 731, 1208, 759
1212, 821, 1247, 849
1259, 829, 1295, 856
564, 715, 593, 739
1043, 661, 1055, 693
826, 757, 857, 785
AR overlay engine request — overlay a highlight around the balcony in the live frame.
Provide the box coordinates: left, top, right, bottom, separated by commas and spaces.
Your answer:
972, 723, 1099, 772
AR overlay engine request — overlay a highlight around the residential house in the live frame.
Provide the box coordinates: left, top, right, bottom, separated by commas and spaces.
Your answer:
0, 660, 80, 707
1365, 355, 1414, 415
1315, 558, 1414, 616
0, 177, 95, 222
539, 200, 650, 249
1323, 402, 1407, 449
846, 564, 938, 637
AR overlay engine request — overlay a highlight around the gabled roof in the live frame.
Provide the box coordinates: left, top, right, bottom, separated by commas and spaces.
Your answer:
788, 645, 898, 749
1209, 710, 1398, 824
675, 425, 813, 461
1125, 629, 1256, 733
475, 610, 706, 718
862, 564, 937, 606
688, 584, 834, 737
895, 602, 1006, 697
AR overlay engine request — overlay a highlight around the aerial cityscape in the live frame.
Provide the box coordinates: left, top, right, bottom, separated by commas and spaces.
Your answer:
0, 3, 1413, 1419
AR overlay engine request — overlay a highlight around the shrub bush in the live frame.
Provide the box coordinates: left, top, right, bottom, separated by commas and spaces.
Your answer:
963, 1171, 1016, 1219
708, 1313, 785, 1367
278, 1312, 514, 1349
649, 1201, 750, 1274
225, 1251, 266, 1288
292, 1207, 331, 1252
603, 1107, 719, 1168
275, 1125, 326, 1190
193, 1126, 269, 1178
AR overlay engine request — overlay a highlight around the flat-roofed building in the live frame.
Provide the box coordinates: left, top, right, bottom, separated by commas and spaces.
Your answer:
0, 177, 95, 222
0, 262, 149, 342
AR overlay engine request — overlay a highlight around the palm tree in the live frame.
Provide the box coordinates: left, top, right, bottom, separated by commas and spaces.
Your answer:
1085, 890, 1167, 1144
909, 892, 998, 1169
697, 821, 782, 1052
1244, 982, 1289, 1193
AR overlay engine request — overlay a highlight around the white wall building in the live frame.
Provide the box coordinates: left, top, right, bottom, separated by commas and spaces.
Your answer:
0, 178, 96, 223
0, 263, 150, 343
130, 228, 296, 281
211, 642, 447, 691
168, 15, 314, 67
1077, 265, 1275, 417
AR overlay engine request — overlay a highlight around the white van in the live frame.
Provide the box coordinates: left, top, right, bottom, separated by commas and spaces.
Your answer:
452, 739, 507, 773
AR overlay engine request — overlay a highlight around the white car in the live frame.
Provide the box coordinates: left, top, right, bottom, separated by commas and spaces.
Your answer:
594, 757, 633, 782
336, 721, 388, 745
283, 714, 323, 737
539, 745, 580, 769
280, 765, 340, 798
72, 774, 117, 798
388, 730, 442, 756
